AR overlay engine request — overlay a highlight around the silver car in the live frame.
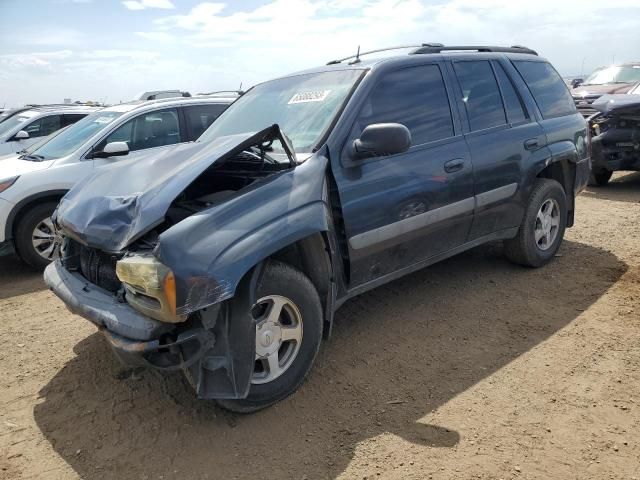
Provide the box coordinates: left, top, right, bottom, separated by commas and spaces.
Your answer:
0, 105, 99, 156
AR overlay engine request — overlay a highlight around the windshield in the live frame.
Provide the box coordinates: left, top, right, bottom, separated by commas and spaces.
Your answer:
29, 110, 123, 160
583, 65, 640, 85
198, 69, 363, 153
0, 112, 34, 138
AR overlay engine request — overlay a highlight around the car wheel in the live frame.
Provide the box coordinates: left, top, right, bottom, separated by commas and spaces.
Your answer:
588, 170, 612, 187
216, 261, 323, 413
14, 202, 61, 269
504, 179, 567, 268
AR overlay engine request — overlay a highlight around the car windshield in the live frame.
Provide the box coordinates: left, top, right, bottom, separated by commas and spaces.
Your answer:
0, 112, 33, 138
29, 110, 123, 160
583, 65, 640, 85
198, 69, 363, 153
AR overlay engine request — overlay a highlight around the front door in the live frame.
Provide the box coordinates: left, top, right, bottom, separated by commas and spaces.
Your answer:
333, 63, 475, 288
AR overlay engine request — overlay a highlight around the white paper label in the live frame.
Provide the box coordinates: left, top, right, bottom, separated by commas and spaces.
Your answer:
288, 90, 331, 104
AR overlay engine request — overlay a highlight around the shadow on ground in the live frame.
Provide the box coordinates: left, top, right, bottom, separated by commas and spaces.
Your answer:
582, 171, 640, 204
33, 239, 626, 479
0, 255, 45, 300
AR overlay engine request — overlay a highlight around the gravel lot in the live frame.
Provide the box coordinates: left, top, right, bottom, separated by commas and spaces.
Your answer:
1, 172, 639, 480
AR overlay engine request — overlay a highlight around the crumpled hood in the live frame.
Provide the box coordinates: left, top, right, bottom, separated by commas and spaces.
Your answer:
592, 94, 640, 115
56, 126, 295, 252
572, 83, 635, 98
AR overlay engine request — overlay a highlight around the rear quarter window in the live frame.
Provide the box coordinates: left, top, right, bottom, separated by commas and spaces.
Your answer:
512, 61, 576, 119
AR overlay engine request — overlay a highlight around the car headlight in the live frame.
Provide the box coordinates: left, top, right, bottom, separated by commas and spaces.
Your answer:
116, 255, 186, 323
0, 176, 19, 194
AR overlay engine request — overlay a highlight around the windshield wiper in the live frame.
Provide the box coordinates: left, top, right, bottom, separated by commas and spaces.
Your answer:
20, 154, 45, 162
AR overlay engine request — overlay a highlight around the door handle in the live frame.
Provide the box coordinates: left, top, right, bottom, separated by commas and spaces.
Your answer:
524, 138, 539, 150
444, 158, 465, 173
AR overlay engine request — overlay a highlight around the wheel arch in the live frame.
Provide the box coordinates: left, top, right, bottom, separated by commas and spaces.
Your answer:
5, 190, 67, 242
533, 147, 577, 227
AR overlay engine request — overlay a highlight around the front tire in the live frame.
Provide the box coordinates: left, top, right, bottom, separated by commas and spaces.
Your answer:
588, 170, 612, 186
216, 261, 323, 413
14, 202, 61, 270
504, 179, 567, 267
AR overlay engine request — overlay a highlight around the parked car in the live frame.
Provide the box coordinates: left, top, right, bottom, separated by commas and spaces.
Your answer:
0, 105, 99, 156
0, 96, 234, 268
44, 44, 590, 413
571, 63, 640, 117
0, 107, 31, 124
587, 88, 640, 185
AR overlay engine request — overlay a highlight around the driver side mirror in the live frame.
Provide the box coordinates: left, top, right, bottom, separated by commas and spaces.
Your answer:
352, 123, 411, 159
94, 141, 129, 158
14, 130, 29, 140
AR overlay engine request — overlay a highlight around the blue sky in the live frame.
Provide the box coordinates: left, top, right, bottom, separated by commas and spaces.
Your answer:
1, 0, 639, 107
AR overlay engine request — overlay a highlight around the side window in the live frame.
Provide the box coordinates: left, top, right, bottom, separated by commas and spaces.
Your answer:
357, 65, 454, 146
97, 108, 181, 153
183, 104, 228, 141
24, 115, 63, 138
493, 62, 528, 124
512, 61, 576, 118
453, 61, 506, 131
63, 114, 87, 127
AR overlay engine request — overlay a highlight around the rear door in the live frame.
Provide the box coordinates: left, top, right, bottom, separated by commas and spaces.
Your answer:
449, 58, 546, 239
334, 63, 474, 287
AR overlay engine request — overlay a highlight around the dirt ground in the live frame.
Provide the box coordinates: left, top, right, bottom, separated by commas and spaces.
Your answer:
1, 172, 639, 480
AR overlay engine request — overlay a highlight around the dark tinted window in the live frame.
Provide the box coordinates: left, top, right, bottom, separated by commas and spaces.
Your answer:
24, 115, 63, 138
98, 108, 181, 153
184, 104, 228, 140
62, 113, 87, 127
454, 61, 506, 131
358, 65, 453, 145
493, 63, 528, 124
513, 61, 576, 118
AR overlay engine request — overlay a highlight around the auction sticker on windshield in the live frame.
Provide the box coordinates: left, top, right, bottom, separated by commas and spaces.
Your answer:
288, 90, 331, 104
94, 116, 116, 124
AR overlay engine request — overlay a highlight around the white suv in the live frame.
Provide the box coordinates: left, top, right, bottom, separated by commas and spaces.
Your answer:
0, 96, 235, 268
0, 105, 99, 156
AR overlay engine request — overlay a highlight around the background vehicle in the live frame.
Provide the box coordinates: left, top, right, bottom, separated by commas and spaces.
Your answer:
0, 105, 98, 156
46, 44, 590, 413
0, 96, 235, 268
571, 63, 640, 117
588, 90, 640, 185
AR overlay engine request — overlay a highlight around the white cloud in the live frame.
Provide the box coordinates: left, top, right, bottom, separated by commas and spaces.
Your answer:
122, 0, 175, 11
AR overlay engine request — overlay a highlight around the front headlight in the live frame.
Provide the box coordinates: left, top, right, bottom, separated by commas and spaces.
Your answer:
0, 176, 19, 194
116, 255, 185, 323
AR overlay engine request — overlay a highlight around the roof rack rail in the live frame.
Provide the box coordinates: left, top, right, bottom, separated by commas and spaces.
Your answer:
196, 90, 244, 97
327, 45, 422, 65
411, 44, 538, 56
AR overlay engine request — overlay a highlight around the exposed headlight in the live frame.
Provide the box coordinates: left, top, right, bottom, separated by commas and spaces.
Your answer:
0, 176, 19, 194
116, 255, 186, 323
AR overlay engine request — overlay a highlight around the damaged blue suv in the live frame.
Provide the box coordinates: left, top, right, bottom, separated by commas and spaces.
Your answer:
45, 44, 590, 412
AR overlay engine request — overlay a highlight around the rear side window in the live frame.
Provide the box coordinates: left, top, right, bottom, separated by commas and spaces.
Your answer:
357, 65, 454, 145
493, 63, 528, 124
183, 104, 228, 140
62, 114, 87, 127
453, 60, 506, 131
512, 61, 576, 118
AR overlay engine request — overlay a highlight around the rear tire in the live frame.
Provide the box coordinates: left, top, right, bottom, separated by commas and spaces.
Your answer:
14, 202, 60, 270
216, 261, 323, 413
504, 179, 567, 268
588, 170, 612, 186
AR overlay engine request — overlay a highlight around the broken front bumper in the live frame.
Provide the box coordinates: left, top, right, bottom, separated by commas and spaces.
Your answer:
44, 260, 255, 399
